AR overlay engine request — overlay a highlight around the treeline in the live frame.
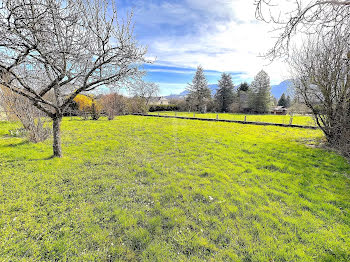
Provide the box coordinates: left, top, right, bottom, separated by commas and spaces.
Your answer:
66, 94, 149, 120
65, 67, 295, 119
169, 66, 292, 114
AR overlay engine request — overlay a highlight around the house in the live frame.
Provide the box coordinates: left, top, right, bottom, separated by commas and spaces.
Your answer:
150, 97, 169, 105
271, 106, 288, 115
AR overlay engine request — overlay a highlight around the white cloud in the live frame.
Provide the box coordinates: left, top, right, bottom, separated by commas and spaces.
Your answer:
146, 67, 223, 77
148, 20, 288, 84
131, 0, 290, 85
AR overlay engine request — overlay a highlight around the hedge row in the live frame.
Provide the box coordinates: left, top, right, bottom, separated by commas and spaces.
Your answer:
148, 104, 180, 112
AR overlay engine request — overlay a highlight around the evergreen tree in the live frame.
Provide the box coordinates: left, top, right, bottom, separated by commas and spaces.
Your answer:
237, 82, 249, 112
186, 66, 211, 112
249, 70, 271, 113
215, 73, 235, 112
278, 93, 287, 107
286, 95, 291, 108
238, 82, 249, 92
272, 96, 278, 106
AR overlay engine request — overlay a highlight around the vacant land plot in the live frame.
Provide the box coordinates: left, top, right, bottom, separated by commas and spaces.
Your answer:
148, 112, 316, 126
0, 116, 349, 261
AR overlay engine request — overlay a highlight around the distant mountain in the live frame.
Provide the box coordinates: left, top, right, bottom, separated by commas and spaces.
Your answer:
271, 80, 293, 99
208, 84, 219, 95
166, 80, 293, 99
179, 90, 188, 96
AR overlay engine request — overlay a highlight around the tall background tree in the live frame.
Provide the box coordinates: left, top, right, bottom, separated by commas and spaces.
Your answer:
238, 82, 249, 92
215, 73, 234, 112
277, 93, 291, 108
236, 82, 250, 112
0, 0, 148, 157
186, 66, 211, 113
249, 70, 272, 113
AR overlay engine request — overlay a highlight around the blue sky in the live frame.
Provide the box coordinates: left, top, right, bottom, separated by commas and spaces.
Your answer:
117, 0, 288, 95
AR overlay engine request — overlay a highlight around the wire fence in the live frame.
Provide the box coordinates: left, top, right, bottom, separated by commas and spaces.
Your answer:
134, 112, 319, 130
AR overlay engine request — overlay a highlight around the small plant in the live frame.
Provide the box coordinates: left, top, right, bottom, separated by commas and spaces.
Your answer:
8, 119, 51, 143
8, 128, 27, 137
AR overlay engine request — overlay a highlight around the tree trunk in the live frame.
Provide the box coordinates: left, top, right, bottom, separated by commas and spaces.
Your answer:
52, 116, 63, 157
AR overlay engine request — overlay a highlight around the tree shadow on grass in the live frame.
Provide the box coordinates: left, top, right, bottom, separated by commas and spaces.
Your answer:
0, 139, 54, 161
2, 140, 30, 147
27, 155, 55, 161
2, 155, 54, 163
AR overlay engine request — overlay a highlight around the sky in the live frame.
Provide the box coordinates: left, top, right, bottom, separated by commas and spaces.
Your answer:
117, 0, 289, 96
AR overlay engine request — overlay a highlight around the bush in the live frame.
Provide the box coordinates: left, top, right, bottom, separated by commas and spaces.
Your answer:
0, 87, 51, 142
8, 119, 51, 143
73, 94, 102, 120
127, 97, 148, 114
99, 93, 128, 120
27, 118, 52, 142
148, 104, 180, 112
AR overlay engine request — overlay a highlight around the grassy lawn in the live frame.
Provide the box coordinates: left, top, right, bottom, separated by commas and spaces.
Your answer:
0, 116, 349, 261
148, 112, 316, 126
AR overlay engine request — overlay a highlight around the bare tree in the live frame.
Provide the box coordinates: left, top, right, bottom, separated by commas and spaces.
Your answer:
255, 0, 350, 59
290, 32, 350, 156
0, 0, 148, 157
100, 93, 128, 120
130, 80, 159, 105
256, 0, 350, 157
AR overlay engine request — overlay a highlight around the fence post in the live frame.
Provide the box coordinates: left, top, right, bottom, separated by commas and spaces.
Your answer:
216, 114, 218, 120
289, 116, 293, 125
158, 112, 159, 116
193, 113, 195, 118
175, 112, 177, 117
244, 116, 247, 122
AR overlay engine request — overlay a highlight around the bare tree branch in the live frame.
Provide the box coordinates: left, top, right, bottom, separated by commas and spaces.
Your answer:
0, 0, 150, 157
255, 0, 350, 59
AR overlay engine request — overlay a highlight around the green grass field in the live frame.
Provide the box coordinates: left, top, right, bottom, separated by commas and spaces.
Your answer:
0, 116, 349, 261
148, 112, 316, 126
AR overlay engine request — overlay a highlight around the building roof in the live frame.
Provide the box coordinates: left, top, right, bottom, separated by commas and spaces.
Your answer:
272, 106, 287, 111
150, 96, 168, 102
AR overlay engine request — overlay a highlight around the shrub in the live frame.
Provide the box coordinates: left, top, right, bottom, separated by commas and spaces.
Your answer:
73, 94, 102, 120
0, 87, 51, 142
127, 97, 148, 114
148, 104, 180, 112
99, 93, 128, 120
